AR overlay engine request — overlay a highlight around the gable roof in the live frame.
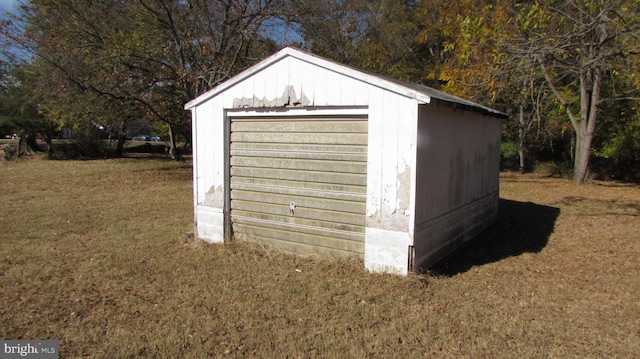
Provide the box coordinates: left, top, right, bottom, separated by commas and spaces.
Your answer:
184, 47, 507, 118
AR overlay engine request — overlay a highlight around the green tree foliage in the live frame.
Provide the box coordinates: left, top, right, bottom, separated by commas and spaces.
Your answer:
591, 78, 640, 181
2, 0, 639, 182
513, 0, 640, 184
2, 0, 285, 159
415, 0, 512, 100
412, 1, 553, 173
407, 0, 640, 183
288, 0, 435, 83
0, 61, 59, 157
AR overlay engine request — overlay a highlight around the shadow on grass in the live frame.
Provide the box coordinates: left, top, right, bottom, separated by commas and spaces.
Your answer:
124, 142, 169, 154
430, 199, 560, 276
124, 143, 193, 160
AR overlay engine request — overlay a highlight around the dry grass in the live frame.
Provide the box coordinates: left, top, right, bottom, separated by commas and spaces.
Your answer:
1, 156, 639, 358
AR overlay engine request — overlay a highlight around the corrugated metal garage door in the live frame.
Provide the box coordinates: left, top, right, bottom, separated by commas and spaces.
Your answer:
229, 115, 368, 257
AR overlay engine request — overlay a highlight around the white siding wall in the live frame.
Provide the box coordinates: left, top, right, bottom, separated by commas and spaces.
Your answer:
192, 97, 226, 243
412, 105, 501, 270
415, 105, 500, 220
191, 56, 416, 273
364, 87, 418, 275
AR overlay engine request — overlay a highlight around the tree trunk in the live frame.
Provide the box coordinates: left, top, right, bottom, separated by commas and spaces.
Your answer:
167, 124, 182, 161
115, 136, 126, 157
572, 68, 601, 185
46, 136, 54, 158
573, 131, 592, 184
25, 133, 40, 152
114, 121, 128, 157
518, 105, 526, 173
16, 132, 25, 158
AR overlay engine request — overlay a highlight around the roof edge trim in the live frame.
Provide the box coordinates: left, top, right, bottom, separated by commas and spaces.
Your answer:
184, 47, 506, 119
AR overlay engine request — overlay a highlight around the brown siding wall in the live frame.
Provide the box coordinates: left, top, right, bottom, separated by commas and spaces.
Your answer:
229, 116, 368, 257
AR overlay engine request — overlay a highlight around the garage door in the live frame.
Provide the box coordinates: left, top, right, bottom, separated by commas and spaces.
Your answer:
229, 115, 368, 257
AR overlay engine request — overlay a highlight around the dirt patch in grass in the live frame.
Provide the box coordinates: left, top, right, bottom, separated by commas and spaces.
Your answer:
1, 158, 638, 358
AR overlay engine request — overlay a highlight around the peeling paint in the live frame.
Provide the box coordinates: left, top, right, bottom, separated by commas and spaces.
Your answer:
395, 165, 411, 213
204, 185, 224, 207
233, 85, 311, 108
367, 166, 412, 231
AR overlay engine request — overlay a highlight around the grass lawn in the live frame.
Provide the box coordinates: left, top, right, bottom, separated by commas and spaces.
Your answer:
1, 156, 639, 358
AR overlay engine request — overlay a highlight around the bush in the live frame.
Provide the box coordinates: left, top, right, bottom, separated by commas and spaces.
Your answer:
531, 161, 572, 179
500, 141, 520, 171
49, 124, 106, 160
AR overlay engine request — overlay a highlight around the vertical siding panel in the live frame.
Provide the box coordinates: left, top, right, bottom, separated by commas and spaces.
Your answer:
191, 106, 199, 210
339, 72, 356, 106
288, 57, 304, 99
237, 75, 248, 101
246, 72, 257, 100
364, 89, 413, 274
365, 87, 384, 222
251, 66, 266, 102
223, 80, 239, 108
192, 96, 226, 243
194, 97, 225, 206
262, 62, 279, 103
364, 91, 415, 232
412, 105, 500, 270
194, 102, 209, 205
353, 80, 369, 106
243, 73, 255, 105
397, 99, 418, 236
324, 70, 343, 105
312, 65, 329, 105
380, 92, 399, 218
299, 62, 316, 105
212, 98, 225, 195
274, 58, 288, 96
300, 61, 316, 105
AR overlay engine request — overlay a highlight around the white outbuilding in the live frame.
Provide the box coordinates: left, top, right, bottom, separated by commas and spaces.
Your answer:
184, 47, 505, 275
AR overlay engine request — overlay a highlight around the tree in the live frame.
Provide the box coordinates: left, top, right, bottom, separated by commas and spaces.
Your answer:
288, 0, 432, 83
287, 0, 372, 64
0, 60, 60, 158
515, 0, 640, 184
2, 0, 286, 160
127, 0, 283, 158
414, 1, 533, 171
590, 74, 640, 181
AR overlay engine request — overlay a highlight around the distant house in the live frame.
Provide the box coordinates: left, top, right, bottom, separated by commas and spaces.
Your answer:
123, 120, 152, 139
184, 47, 506, 274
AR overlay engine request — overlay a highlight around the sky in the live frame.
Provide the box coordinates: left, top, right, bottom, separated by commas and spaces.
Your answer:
1, 0, 30, 62
0, 0, 20, 15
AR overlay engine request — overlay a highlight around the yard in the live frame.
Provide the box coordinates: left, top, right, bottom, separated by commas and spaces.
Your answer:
1, 156, 638, 358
